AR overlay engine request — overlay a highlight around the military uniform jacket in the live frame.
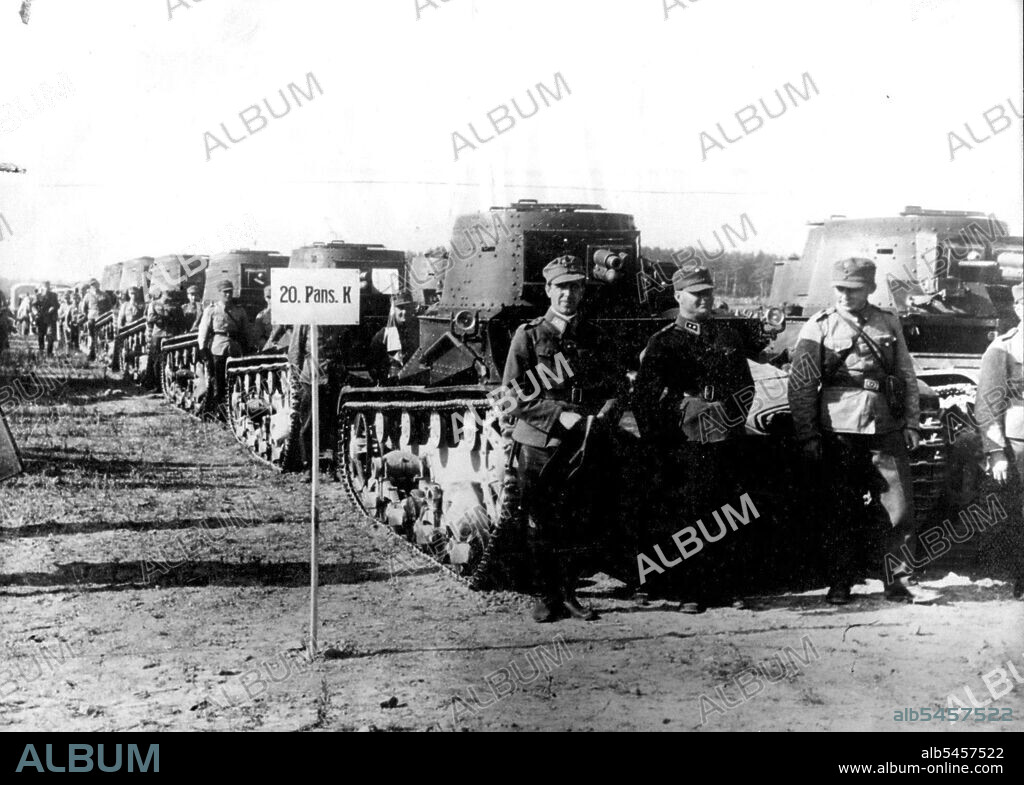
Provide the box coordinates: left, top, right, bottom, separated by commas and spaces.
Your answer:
182, 302, 202, 332
253, 307, 273, 347
118, 301, 145, 328
788, 304, 920, 442
501, 309, 626, 448
147, 300, 186, 340
368, 322, 420, 384
634, 316, 756, 447
82, 291, 111, 321
976, 325, 1024, 452
197, 301, 250, 357
288, 325, 350, 386
34, 292, 60, 323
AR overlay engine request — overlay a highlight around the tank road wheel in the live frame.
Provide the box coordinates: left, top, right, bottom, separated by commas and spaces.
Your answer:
161, 352, 180, 406
340, 411, 384, 511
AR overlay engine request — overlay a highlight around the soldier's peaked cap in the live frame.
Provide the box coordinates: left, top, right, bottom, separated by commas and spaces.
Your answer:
543, 255, 587, 285
672, 266, 714, 292
216, 279, 234, 292
391, 289, 415, 306
832, 257, 876, 289
186, 284, 200, 294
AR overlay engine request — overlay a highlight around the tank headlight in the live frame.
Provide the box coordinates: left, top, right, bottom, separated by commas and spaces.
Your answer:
764, 306, 786, 330
452, 310, 478, 336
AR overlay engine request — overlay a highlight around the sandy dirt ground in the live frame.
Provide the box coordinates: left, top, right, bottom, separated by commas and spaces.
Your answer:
1, 339, 1022, 733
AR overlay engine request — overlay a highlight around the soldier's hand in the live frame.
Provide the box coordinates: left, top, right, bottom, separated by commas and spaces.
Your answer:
559, 411, 583, 431
800, 438, 821, 463
903, 428, 920, 452
990, 451, 1009, 485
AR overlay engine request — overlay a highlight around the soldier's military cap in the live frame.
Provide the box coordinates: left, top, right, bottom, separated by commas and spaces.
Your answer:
1013, 282, 1023, 302
832, 257, 876, 289
392, 289, 416, 307
129, 285, 142, 293
186, 284, 200, 294
543, 255, 587, 285
672, 266, 714, 292
216, 279, 234, 292
89, 278, 100, 287
149, 284, 163, 297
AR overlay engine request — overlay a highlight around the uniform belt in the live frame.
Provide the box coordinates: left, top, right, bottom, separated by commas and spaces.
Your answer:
827, 376, 883, 392
541, 389, 588, 405
683, 386, 719, 402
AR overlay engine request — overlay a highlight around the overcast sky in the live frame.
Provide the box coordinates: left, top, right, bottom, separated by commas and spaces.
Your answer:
1, 0, 1022, 283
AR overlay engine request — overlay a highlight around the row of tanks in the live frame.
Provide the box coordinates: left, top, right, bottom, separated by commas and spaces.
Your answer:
89, 201, 1022, 587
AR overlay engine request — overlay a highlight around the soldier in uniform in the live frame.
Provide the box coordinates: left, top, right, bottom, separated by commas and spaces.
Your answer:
788, 258, 921, 605
288, 322, 350, 480
368, 290, 420, 385
633, 267, 758, 612
253, 285, 288, 351
144, 286, 186, 391
975, 282, 1024, 599
502, 255, 627, 623
65, 291, 82, 351
82, 279, 111, 361
117, 286, 146, 329
197, 280, 251, 417
33, 281, 60, 356
182, 285, 203, 332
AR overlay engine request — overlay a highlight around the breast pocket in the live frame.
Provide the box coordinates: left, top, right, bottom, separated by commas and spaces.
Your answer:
535, 346, 571, 390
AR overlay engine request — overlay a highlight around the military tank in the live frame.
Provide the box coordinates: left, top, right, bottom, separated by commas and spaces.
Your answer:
161, 250, 287, 417
116, 254, 208, 383
336, 200, 783, 585
223, 242, 406, 470
764, 206, 1023, 540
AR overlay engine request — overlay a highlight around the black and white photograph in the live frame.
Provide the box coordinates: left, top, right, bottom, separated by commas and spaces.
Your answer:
1, 0, 1022, 753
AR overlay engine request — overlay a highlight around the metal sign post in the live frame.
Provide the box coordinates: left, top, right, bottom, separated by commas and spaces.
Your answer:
309, 322, 320, 660
270, 268, 360, 662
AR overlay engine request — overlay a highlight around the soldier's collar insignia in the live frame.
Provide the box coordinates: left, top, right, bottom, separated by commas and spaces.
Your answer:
544, 309, 575, 335
677, 318, 701, 336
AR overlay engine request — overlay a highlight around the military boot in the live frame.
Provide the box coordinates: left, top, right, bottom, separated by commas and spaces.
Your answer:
526, 524, 565, 623
883, 577, 915, 603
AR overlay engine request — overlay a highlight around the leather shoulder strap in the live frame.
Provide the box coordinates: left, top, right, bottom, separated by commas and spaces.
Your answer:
832, 310, 893, 374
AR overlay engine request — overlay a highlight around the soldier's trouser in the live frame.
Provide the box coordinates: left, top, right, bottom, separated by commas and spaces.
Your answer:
297, 376, 342, 471
145, 335, 167, 390
649, 441, 750, 600
86, 320, 98, 360
822, 430, 915, 586
988, 439, 1024, 580
37, 319, 55, 354
517, 443, 572, 600
210, 354, 230, 416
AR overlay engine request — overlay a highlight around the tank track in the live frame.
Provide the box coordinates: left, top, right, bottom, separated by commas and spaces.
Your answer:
115, 318, 148, 383
911, 397, 949, 528
223, 353, 299, 471
337, 395, 521, 591
160, 333, 208, 416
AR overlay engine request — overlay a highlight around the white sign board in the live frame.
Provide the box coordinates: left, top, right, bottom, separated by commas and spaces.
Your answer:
270, 269, 361, 325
